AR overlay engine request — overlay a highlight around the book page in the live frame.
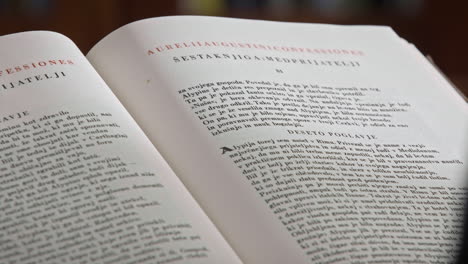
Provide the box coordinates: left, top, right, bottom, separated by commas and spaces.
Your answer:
88, 16, 468, 263
0, 31, 241, 264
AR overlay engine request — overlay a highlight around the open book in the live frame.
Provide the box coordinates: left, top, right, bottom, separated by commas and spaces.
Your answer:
1, 16, 467, 264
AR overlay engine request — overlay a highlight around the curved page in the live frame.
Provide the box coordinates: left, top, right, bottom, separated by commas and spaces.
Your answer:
88, 16, 468, 264
0, 31, 241, 264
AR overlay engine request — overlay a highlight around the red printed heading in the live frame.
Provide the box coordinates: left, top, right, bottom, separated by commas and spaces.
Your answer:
147, 41, 365, 56
0, 59, 74, 79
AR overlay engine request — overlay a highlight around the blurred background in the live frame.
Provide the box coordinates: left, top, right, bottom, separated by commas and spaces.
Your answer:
0, 0, 467, 97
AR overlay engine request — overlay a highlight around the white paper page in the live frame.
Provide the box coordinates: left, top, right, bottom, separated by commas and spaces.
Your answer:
404, 41, 467, 102
88, 16, 468, 263
0, 31, 241, 264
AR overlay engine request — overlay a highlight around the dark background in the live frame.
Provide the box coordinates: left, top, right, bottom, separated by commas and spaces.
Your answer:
0, 0, 467, 97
